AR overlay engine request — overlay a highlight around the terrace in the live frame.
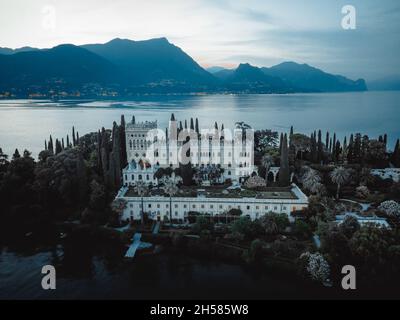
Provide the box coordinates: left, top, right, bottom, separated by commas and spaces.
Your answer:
122, 184, 298, 200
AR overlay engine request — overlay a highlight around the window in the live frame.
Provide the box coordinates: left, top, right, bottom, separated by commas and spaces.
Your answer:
148, 204, 151, 208
247, 205, 250, 210
131, 174, 134, 180
146, 174, 149, 180
183, 204, 187, 208
192, 205, 196, 208
175, 204, 178, 208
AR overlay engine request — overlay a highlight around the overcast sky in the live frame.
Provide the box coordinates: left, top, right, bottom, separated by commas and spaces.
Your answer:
0, 0, 399, 81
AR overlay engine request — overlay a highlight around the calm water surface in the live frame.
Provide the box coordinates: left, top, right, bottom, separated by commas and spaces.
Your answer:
0, 91, 399, 158
0, 244, 347, 300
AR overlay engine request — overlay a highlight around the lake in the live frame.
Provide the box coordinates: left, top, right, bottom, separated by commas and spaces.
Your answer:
0, 91, 399, 158
0, 243, 372, 300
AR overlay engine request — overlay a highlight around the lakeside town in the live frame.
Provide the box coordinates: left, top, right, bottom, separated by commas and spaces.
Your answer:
1, 112, 400, 292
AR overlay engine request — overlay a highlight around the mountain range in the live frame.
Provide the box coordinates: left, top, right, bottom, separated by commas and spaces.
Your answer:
0, 37, 368, 97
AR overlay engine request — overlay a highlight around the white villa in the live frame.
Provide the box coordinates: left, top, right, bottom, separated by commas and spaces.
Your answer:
116, 184, 308, 223
115, 115, 309, 223
122, 115, 256, 186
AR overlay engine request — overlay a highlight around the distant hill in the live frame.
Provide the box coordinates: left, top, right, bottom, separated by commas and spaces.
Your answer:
219, 63, 290, 93
82, 38, 215, 86
0, 44, 117, 90
0, 38, 368, 96
261, 61, 367, 92
0, 46, 39, 55
206, 66, 227, 74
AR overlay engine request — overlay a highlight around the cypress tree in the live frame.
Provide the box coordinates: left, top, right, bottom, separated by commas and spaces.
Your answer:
335, 140, 341, 162
195, 118, 199, 134
66, 135, 70, 148
326, 132, 329, 151
55, 139, 62, 154
13, 149, 21, 160
120, 114, 127, 167
45, 140, 47, 151
354, 133, 362, 163
310, 131, 317, 163
72, 126, 76, 146
393, 139, 400, 167
317, 129, 323, 163
62, 138, 65, 149
332, 133, 336, 162
48, 135, 54, 154
190, 118, 194, 130
278, 133, 290, 186
347, 134, 354, 163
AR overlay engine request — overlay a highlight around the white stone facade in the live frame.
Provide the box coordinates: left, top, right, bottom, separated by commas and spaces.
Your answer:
122, 115, 256, 186
116, 184, 308, 223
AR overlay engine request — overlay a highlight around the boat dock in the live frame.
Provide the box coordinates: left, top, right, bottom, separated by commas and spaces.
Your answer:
124, 233, 142, 258
152, 221, 161, 234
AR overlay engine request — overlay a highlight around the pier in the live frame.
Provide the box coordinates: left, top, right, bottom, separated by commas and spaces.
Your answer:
124, 233, 142, 258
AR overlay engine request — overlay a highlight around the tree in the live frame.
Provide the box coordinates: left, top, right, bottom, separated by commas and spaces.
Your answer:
302, 167, 322, 194
392, 139, 400, 167
0, 148, 9, 166
278, 133, 290, 186
299, 252, 330, 285
134, 181, 148, 225
162, 177, 179, 223
12, 149, 21, 160
317, 130, 323, 162
231, 217, 263, 239
378, 200, 400, 218
330, 166, 350, 199
72, 126, 76, 146
244, 175, 266, 189
339, 215, 360, 238
259, 214, 279, 236
290, 133, 311, 160
356, 185, 370, 199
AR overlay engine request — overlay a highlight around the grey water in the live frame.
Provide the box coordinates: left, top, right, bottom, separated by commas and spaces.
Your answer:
0, 91, 399, 158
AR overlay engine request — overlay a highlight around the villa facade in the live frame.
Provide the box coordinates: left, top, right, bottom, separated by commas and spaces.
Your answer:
122, 115, 256, 186
116, 184, 308, 223
115, 115, 309, 223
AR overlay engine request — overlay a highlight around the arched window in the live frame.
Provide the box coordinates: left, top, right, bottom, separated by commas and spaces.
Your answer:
139, 174, 142, 180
